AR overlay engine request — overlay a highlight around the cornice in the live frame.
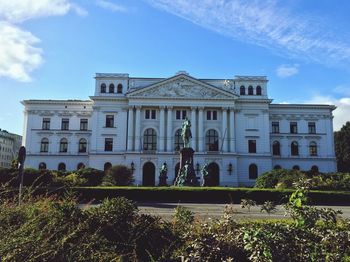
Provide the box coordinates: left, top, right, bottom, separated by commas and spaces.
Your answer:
270, 103, 336, 111
21, 100, 92, 106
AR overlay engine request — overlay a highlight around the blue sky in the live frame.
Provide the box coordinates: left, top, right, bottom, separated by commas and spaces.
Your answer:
1, 0, 350, 135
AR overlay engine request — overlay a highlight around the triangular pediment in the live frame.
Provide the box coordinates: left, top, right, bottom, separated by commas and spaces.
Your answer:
127, 74, 237, 99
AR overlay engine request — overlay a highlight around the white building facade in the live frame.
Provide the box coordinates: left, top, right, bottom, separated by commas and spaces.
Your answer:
0, 129, 22, 168
22, 72, 337, 186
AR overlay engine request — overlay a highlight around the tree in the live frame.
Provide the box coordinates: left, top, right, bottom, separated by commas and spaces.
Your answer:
102, 165, 134, 186
334, 121, 350, 172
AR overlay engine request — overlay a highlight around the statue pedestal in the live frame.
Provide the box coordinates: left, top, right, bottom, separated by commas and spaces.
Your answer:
175, 147, 199, 186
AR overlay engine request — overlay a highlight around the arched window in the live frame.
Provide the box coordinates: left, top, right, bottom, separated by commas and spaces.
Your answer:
274, 165, 282, 169
77, 162, 85, 170
311, 165, 319, 174
59, 138, 68, 153
58, 162, 66, 171
291, 141, 299, 156
240, 85, 245, 95
40, 138, 49, 152
109, 83, 115, 93
117, 83, 123, 94
249, 164, 258, 179
100, 83, 106, 93
272, 141, 280, 156
79, 138, 87, 153
104, 162, 112, 172
143, 128, 157, 151
309, 141, 317, 156
39, 162, 47, 170
248, 85, 254, 95
292, 165, 300, 170
256, 86, 262, 95
206, 129, 218, 151
174, 129, 183, 151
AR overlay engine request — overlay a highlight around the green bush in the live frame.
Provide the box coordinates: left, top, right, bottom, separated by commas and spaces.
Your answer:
75, 167, 104, 186
102, 165, 134, 186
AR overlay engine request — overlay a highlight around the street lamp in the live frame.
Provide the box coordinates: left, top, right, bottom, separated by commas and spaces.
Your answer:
131, 161, 135, 173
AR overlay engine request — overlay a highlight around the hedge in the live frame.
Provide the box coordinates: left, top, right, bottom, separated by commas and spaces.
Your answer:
72, 186, 350, 205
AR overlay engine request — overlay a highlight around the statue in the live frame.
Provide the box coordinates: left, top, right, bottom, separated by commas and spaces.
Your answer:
181, 117, 192, 148
158, 162, 168, 186
201, 163, 210, 187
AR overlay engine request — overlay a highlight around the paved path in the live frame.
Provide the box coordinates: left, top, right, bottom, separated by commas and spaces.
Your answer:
136, 202, 350, 220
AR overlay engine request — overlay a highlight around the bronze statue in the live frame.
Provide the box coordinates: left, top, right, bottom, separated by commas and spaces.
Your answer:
181, 117, 192, 148
158, 162, 168, 186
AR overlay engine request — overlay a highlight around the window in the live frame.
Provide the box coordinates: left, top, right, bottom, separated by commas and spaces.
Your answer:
145, 109, 156, 119
105, 115, 114, 127
272, 141, 280, 155
249, 164, 258, 179
39, 162, 46, 170
308, 122, 316, 134
80, 119, 88, 131
291, 141, 299, 156
42, 118, 50, 130
101, 83, 106, 93
59, 138, 68, 153
206, 110, 218, 120
104, 138, 113, 151
311, 165, 319, 174
58, 163, 66, 171
309, 141, 317, 156
274, 165, 282, 169
40, 138, 49, 152
174, 129, 183, 151
109, 83, 115, 93
206, 129, 219, 151
79, 138, 87, 153
272, 122, 279, 133
143, 128, 157, 151
290, 122, 298, 134
248, 140, 256, 153
61, 118, 69, 130
248, 86, 254, 95
240, 85, 245, 95
176, 110, 187, 120
117, 84, 123, 93
77, 163, 85, 169
256, 86, 262, 95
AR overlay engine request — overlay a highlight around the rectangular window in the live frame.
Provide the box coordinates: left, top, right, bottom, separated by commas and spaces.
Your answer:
290, 122, 298, 134
176, 110, 187, 120
207, 110, 211, 120
61, 118, 69, 130
212, 111, 217, 120
104, 138, 113, 151
248, 140, 256, 153
145, 109, 156, 119
272, 122, 279, 133
206, 110, 218, 120
105, 115, 114, 127
308, 122, 316, 134
42, 118, 50, 130
80, 119, 88, 131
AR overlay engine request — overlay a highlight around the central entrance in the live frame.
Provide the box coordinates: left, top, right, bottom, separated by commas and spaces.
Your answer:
208, 162, 220, 186
142, 162, 155, 186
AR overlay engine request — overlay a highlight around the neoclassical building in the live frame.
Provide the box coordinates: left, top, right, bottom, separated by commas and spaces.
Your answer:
22, 72, 337, 186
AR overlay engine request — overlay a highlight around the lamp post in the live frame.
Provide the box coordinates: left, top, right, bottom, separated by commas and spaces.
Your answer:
227, 163, 233, 175
130, 161, 135, 174
18, 146, 26, 206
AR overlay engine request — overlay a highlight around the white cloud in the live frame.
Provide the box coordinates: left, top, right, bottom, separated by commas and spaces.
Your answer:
96, 0, 127, 12
0, 0, 86, 23
276, 64, 299, 78
0, 0, 87, 82
147, 0, 350, 68
333, 84, 350, 96
304, 95, 350, 131
0, 22, 43, 82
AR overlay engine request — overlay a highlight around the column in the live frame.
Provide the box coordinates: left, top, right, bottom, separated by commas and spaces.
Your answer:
166, 106, 173, 151
127, 107, 134, 151
191, 107, 197, 150
229, 108, 235, 152
222, 107, 228, 152
159, 106, 165, 152
135, 106, 141, 151
198, 107, 204, 152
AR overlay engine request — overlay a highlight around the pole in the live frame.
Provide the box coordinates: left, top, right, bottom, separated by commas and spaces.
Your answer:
18, 146, 26, 206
